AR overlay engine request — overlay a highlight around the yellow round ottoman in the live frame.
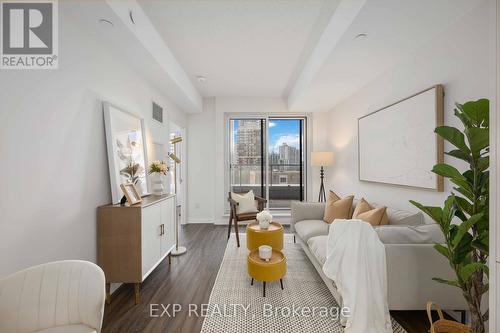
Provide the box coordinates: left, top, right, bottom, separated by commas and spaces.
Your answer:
247, 249, 286, 297
246, 221, 284, 251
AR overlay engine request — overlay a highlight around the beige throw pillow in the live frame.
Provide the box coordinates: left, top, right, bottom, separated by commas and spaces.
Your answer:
231, 191, 258, 214
353, 198, 388, 226
323, 191, 354, 224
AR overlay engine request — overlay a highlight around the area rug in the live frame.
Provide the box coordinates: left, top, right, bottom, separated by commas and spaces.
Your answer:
201, 233, 407, 333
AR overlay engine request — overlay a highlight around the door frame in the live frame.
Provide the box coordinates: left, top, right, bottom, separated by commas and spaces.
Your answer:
225, 113, 311, 212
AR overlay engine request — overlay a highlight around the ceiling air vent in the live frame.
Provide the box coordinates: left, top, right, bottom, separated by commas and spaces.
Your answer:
152, 102, 163, 123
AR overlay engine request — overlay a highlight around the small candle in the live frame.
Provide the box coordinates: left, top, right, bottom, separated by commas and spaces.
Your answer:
259, 245, 272, 261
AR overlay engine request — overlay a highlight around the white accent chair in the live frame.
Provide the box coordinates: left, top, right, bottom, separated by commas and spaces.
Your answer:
0, 260, 106, 333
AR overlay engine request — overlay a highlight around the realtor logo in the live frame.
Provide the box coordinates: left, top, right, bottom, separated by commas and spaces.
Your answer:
1, 0, 58, 69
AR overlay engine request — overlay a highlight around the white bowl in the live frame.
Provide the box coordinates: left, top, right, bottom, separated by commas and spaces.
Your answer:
259, 245, 272, 261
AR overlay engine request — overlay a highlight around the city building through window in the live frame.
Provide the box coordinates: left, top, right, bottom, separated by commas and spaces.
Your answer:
229, 118, 306, 209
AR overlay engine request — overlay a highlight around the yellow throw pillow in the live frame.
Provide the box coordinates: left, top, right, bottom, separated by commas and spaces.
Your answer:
355, 207, 387, 226
353, 198, 390, 225
323, 191, 354, 224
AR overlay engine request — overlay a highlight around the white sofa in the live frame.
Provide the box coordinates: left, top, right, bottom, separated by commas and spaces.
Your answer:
0, 260, 106, 333
291, 200, 467, 311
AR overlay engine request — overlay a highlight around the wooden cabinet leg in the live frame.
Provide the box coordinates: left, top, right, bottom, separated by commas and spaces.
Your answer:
263, 281, 266, 297
168, 253, 172, 265
134, 283, 141, 305
106, 283, 111, 304
280, 279, 284, 290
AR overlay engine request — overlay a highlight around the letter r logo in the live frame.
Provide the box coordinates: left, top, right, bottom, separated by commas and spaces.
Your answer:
2, 2, 53, 54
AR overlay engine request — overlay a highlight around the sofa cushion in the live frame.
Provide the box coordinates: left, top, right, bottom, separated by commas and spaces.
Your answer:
295, 220, 329, 242
370, 202, 424, 226
35, 325, 97, 333
231, 191, 258, 214
307, 235, 328, 266
351, 199, 424, 225
356, 207, 387, 226
375, 223, 444, 244
323, 191, 354, 223
353, 198, 389, 225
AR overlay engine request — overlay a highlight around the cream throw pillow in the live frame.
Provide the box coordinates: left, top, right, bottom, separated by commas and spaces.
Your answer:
231, 191, 258, 214
353, 198, 388, 226
323, 191, 354, 224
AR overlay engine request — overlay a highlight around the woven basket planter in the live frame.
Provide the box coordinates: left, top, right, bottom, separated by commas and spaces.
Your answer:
427, 301, 470, 333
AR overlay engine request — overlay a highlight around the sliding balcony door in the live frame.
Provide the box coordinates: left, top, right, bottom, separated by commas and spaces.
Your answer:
229, 119, 266, 198
229, 117, 306, 210
267, 118, 305, 209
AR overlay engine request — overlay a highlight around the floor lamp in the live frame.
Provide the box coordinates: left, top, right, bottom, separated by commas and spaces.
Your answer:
169, 136, 187, 256
311, 152, 334, 202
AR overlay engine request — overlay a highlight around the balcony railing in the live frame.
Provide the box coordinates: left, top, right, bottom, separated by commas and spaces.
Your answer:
230, 163, 303, 207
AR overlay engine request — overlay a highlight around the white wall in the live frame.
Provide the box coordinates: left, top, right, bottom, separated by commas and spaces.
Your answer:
186, 96, 329, 224
186, 98, 216, 223
325, 1, 493, 219
0, 13, 186, 277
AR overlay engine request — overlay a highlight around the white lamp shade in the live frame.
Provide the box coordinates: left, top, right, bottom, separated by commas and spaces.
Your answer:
311, 151, 334, 167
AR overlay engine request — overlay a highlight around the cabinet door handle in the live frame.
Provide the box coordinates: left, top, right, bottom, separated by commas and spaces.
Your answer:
161, 224, 165, 235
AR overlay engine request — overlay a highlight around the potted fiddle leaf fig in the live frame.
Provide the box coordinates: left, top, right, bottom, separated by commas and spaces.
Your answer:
410, 99, 489, 333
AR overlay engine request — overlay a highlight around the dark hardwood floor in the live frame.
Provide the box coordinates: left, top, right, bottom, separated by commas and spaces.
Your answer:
102, 224, 441, 333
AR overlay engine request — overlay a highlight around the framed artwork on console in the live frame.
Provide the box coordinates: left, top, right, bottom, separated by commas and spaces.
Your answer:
103, 102, 149, 203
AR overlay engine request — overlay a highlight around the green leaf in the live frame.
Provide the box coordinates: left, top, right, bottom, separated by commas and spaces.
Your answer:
432, 277, 461, 288
454, 208, 468, 222
479, 171, 490, 190
453, 186, 474, 201
445, 149, 471, 163
435, 126, 470, 154
477, 156, 489, 172
459, 263, 486, 282
455, 196, 473, 216
450, 177, 473, 195
432, 164, 466, 180
442, 195, 456, 228
434, 244, 450, 259
460, 99, 489, 127
476, 217, 489, 234
465, 127, 489, 157
410, 201, 443, 225
454, 105, 473, 128
452, 213, 482, 246
472, 234, 489, 255
452, 233, 472, 264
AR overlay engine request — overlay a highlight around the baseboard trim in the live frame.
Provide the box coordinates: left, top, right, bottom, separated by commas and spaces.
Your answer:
187, 218, 215, 224
189, 217, 291, 225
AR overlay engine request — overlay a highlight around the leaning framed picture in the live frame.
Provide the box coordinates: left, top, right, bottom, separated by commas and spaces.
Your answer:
103, 102, 150, 204
120, 183, 143, 205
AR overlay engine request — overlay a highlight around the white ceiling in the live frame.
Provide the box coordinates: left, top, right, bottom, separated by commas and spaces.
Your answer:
139, 0, 335, 97
290, 0, 483, 111
64, 0, 485, 112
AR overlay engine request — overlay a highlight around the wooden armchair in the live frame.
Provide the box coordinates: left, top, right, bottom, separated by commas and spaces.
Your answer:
228, 192, 267, 247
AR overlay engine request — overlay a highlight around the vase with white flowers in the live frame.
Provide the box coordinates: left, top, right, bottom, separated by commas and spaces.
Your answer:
148, 160, 169, 195
256, 210, 273, 229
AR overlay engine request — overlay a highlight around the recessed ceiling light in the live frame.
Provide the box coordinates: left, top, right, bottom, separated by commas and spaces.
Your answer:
98, 19, 114, 27
355, 33, 367, 39
197, 76, 207, 83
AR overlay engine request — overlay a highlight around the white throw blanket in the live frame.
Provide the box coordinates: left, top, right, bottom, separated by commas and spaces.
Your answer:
322, 219, 393, 333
